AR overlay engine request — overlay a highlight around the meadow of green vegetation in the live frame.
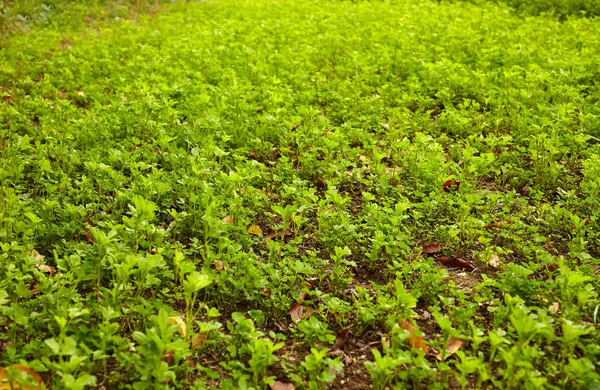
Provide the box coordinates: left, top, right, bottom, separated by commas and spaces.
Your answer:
1, 0, 600, 388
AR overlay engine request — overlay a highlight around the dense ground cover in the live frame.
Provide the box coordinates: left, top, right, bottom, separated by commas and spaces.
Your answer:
1, 0, 600, 388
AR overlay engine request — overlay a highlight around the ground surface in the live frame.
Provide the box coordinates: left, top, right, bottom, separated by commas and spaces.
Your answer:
1, 0, 600, 389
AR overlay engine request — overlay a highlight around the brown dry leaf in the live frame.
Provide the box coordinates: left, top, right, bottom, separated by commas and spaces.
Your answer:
0, 364, 43, 390
35, 264, 57, 276
222, 215, 235, 225
28, 250, 45, 262
265, 229, 293, 241
327, 349, 353, 365
193, 333, 207, 348
437, 256, 474, 271
83, 226, 93, 243
422, 244, 443, 255
168, 316, 187, 337
316, 177, 326, 189
380, 123, 391, 131
214, 260, 226, 272
269, 381, 295, 390
446, 337, 463, 356
548, 302, 560, 313
163, 350, 174, 365
442, 179, 460, 192
488, 254, 501, 268
384, 167, 401, 175
290, 302, 314, 322
247, 224, 263, 236
399, 320, 429, 354
484, 220, 512, 230
333, 328, 351, 350
434, 337, 463, 361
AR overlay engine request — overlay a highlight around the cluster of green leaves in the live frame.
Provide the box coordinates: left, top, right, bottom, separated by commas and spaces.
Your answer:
1, 0, 600, 388
471, 0, 600, 19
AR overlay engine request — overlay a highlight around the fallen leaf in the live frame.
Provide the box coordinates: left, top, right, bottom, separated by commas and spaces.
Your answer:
193, 333, 207, 347
76, 90, 85, 97
548, 263, 558, 272
290, 302, 314, 322
399, 320, 429, 354
87, 216, 96, 227
28, 250, 45, 262
35, 264, 57, 275
269, 381, 295, 390
583, 217, 590, 226
434, 337, 463, 361
442, 179, 460, 192
327, 349, 353, 365
214, 260, 226, 272
422, 243, 443, 255
0, 341, 13, 352
265, 229, 292, 241
380, 123, 391, 131
163, 350, 174, 365
247, 224, 263, 236
168, 316, 187, 337
548, 301, 560, 313
84, 227, 93, 243
488, 254, 501, 268
222, 215, 234, 225
0, 364, 42, 390
316, 177, 326, 189
484, 220, 511, 230
437, 256, 474, 270
333, 328, 351, 350
297, 283, 312, 300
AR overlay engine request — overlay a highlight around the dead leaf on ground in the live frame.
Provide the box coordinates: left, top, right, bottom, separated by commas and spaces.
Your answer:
214, 260, 226, 272
0, 364, 43, 390
193, 333, 207, 348
422, 243, 443, 255
316, 177, 326, 189
269, 381, 295, 390
442, 179, 460, 192
222, 215, 234, 225
333, 328, 351, 350
247, 224, 263, 236
384, 167, 401, 175
488, 254, 501, 268
290, 302, 314, 322
399, 320, 429, 354
437, 256, 474, 271
162, 350, 174, 365
265, 229, 292, 241
76, 90, 85, 97
327, 349, 353, 365
84, 227, 93, 243
35, 264, 57, 275
434, 337, 463, 361
168, 316, 187, 337
548, 302, 560, 313
28, 250, 45, 262
484, 220, 512, 230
